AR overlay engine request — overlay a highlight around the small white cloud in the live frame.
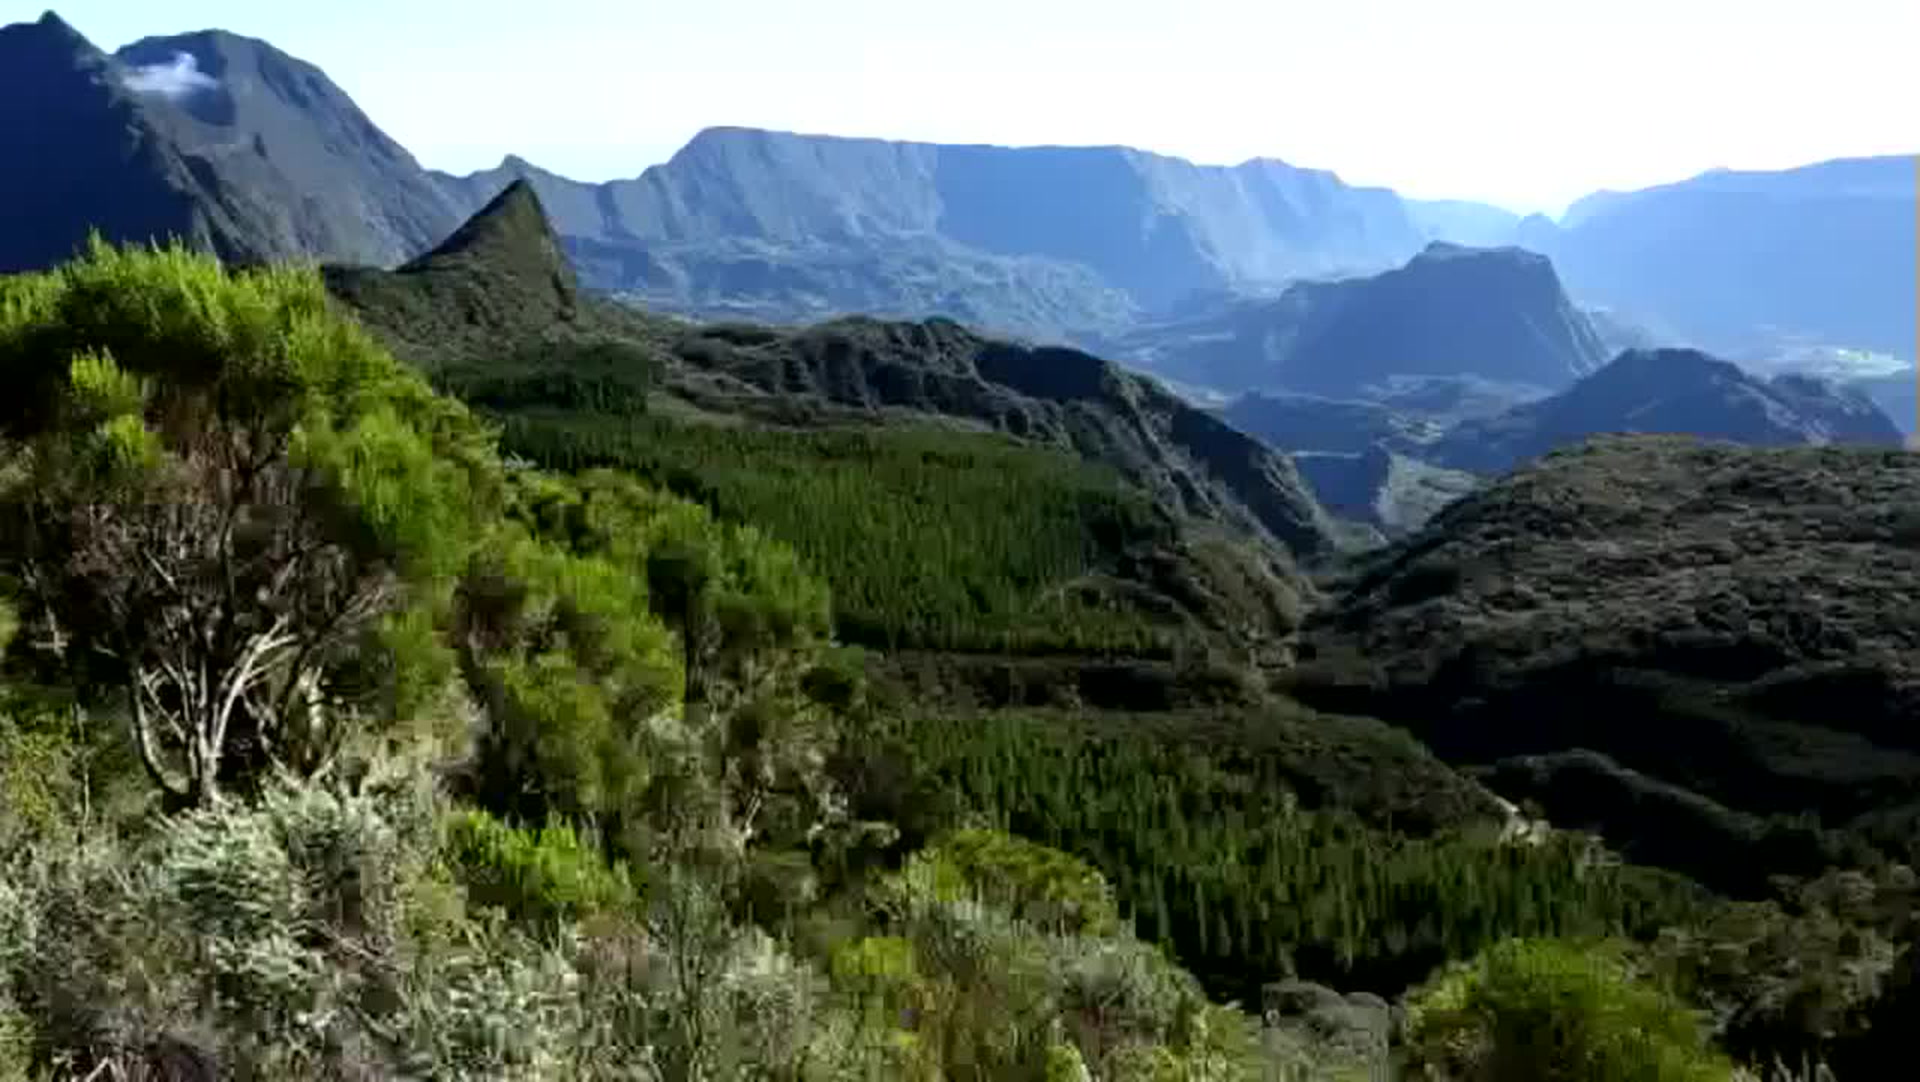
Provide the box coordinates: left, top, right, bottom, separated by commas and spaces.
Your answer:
122, 52, 219, 100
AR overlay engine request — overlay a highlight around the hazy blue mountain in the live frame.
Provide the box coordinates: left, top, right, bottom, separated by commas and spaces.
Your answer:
1582, 306, 1669, 355
1428, 347, 1906, 474
432, 129, 1440, 339
11, 10, 1909, 376
0, 13, 464, 274
1118, 243, 1608, 398
1531, 157, 1918, 360
1404, 198, 1523, 248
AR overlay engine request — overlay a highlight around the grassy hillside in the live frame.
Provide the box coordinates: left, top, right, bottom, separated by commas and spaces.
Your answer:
307, 180, 1920, 1077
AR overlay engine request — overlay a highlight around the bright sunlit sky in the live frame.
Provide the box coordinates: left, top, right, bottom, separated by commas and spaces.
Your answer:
22, 0, 1920, 215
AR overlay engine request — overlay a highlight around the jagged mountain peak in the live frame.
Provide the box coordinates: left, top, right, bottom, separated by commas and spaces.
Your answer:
20, 8, 84, 39
324, 180, 578, 343
408, 179, 574, 292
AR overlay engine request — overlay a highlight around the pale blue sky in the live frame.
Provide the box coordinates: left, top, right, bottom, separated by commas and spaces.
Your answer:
22, 0, 1920, 215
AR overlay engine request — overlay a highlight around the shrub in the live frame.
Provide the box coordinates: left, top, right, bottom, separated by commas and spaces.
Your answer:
0, 712, 76, 853
900, 829, 1122, 937
1404, 937, 1737, 1082
442, 808, 638, 927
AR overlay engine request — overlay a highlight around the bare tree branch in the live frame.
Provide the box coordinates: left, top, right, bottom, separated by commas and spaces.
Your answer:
127, 671, 190, 799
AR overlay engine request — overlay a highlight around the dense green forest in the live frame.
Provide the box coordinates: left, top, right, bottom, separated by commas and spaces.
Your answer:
850, 708, 1712, 1003
495, 412, 1178, 654
0, 241, 1909, 1081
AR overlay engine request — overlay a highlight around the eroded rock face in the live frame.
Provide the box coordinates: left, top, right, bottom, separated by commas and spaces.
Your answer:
1294, 436, 1920, 863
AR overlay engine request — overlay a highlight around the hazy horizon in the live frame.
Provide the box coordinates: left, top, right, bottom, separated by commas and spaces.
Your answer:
28, 0, 1920, 217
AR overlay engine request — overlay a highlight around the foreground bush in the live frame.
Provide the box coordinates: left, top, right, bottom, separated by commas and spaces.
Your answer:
0, 240, 504, 807
1404, 938, 1737, 1082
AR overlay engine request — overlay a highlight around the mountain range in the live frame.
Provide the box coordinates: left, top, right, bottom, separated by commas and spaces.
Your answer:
7, 7, 1909, 547
5, 10, 1911, 389
1425, 348, 1905, 473
322, 181, 1349, 683
431, 130, 1430, 340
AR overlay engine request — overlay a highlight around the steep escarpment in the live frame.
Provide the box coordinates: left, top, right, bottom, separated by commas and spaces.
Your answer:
1531, 156, 1919, 359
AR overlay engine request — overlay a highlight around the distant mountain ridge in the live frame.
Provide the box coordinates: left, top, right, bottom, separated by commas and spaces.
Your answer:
1213, 347, 1901, 540
4, 10, 1910, 387
431, 127, 1441, 339
1428, 348, 1906, 474
1524, 156, 1918, 361
1116, 242, 1609, 398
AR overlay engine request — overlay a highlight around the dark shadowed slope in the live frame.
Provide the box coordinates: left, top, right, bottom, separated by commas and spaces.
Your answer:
1117, 243, 1609, 397
658, 316, 1348, 562
1428, 348, 1905, 474
0, 12, 227, 271
0, 12, 463, 273
1295, 436, 1920, 876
